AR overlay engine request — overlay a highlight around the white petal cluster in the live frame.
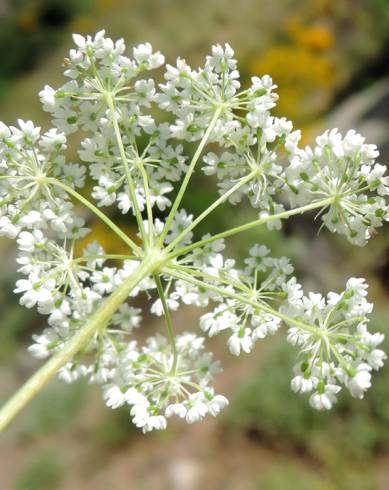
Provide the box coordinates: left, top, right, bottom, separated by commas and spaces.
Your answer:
0, 120, 84, 238
191, 245, 293, 354
157, 44, 303, 227
40, 30, 185, 217
102, 333, 227, 432
285, 129, 389, 245
283, 278, 386, 409
22, 244, 150, 365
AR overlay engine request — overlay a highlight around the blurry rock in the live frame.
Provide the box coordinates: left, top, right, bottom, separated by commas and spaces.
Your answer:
168, 458, 203, 490
0, 1, 9, 18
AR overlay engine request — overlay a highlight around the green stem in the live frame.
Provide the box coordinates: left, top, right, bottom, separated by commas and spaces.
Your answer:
0, 255, 159, 432
172, 262, 251, 294
105, 93, 148, 246
47, 178, 141, 255
159, 107, 222, 246
168, 197, 333, 259
167, 266, 318, 335
165, 169, 257, 252
154, 274, 178, 374
138, 163, 154, 244
74, 254, 139, 263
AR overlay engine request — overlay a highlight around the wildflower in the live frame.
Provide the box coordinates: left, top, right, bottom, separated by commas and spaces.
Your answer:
285, 129, 389, 245
0, 32, 387, 433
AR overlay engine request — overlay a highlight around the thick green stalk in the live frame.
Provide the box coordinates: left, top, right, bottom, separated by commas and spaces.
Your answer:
0, 255, 158, 432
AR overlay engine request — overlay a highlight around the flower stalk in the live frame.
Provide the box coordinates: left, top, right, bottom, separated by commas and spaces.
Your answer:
0, 255, 157, 431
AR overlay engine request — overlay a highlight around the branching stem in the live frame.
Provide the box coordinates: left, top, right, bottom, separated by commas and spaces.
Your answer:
48, 178, 141, 255
154, 274, 178, 374
159, 107, 222, 245
0, 254, 159, 432
169, 197, 333, 259
105, 93, 148, 246
166, 266, 318, 335
166, 169, 258, 252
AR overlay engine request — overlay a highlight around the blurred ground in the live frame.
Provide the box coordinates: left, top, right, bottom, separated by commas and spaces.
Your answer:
1, 1, 389, 489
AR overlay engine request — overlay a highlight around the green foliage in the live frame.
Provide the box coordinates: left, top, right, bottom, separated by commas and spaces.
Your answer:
18, 379, 87, 439
93, 406, 137, 449
251, 462, 379, 490
0, 271, 40, 360
0, 306, 36, 360
15, 451, 64, 490
252, 463, 330, 490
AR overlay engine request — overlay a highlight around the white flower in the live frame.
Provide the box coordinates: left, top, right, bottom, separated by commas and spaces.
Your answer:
142, 415, 167, 433
367, 349, 386, 370
133, 42, 165, 69
346, 365, 372, 399
39, 85, 57, 110
151, 296, 179, 316
291, 376, 316, 394
252, 314, 281, 339
17, 230, 45, 252
206, 394, 229, 416
58, 363, 89, 383
91, 267, 117, 295
228, 328, 253, 356
244, 244, 270, 272
103, 385, 126, 409
186, 393, 208, 423
310, 384, 341, 410
40, 128, 67, 152
112, 304, 142, 332
165, 403, 187, 419
28, 333, 54, 359
0, 216, 20, 238
14, 277, 55, 308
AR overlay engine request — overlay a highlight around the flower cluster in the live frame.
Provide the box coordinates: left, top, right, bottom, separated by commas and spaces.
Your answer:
40, 31, 186, 218
283, 278, 386, 409
197, 245, 293, 355
103, 333, 227, 432
40, 32, 165, 135
285, 129, 389, 245
0, 120, 84, 239
23, 239, 149, 364
0, 31, 387, 433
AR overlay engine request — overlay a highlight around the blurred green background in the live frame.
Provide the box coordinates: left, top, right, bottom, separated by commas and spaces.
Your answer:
1, 0, 389, 489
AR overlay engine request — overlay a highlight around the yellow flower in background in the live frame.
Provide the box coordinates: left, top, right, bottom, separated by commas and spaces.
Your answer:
286, 17, 335, 53
247, 9, 340, 129
250, 45, 335, 124
75, 221, 139, 257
